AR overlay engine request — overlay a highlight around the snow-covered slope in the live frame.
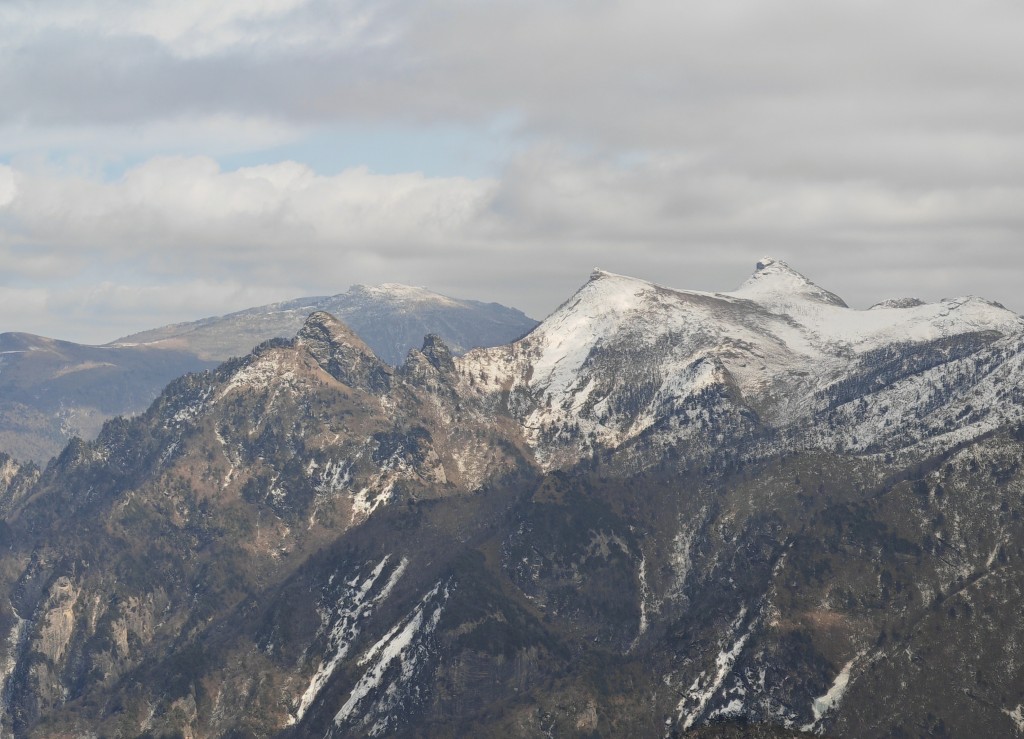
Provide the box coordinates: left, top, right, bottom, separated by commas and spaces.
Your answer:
459, 258, 1024, 469
731, 258, 1020, 357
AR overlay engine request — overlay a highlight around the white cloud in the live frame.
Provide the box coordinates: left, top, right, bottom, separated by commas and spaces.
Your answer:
53, 278, 293, 325
4, 151, 1024, 344
0, 0, 390, 58
2, 0, 1024, 340
0, 165, 15, 207
0, 156, 501, 336
0, 286, 49, 314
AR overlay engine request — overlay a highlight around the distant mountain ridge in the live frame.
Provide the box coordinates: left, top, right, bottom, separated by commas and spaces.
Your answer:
0, 332, 220, 464
0, 284, 537, 462
112, 283, 537, 366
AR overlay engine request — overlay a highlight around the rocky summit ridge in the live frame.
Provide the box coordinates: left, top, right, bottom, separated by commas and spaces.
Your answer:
2, 260, 1024, 738
0, 284, 537, 464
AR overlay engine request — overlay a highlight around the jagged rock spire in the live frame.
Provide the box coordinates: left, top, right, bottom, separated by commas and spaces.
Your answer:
296, 311, 393, 393
419, 334, 456, 374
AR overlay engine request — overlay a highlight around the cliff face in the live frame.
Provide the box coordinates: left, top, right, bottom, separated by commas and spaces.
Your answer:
3, 262, 1024, 738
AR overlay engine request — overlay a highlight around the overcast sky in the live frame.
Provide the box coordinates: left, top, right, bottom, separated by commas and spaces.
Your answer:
2, 0, 1024, 343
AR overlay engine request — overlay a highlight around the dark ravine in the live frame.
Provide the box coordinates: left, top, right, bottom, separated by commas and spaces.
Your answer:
2, 259, 1024, 737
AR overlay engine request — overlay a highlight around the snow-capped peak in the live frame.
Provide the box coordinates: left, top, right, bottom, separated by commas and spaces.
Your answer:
733, 257, 848, 308
348, 283, 461, 308
459, 258, 1024, 471
756, 256, 784, 271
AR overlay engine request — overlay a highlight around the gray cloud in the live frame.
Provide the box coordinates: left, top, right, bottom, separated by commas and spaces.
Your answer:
2, 0, 1024, 340
4, 149, 1024, 344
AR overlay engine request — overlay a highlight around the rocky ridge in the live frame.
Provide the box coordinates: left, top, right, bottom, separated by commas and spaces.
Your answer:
457, 258, 1024, 468
0, 285, 537, 463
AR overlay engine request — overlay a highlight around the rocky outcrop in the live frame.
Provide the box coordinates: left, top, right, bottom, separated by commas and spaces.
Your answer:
297, 311, 394, 393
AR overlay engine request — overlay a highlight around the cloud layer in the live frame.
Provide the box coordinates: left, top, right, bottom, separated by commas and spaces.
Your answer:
3, 0, 1024, 341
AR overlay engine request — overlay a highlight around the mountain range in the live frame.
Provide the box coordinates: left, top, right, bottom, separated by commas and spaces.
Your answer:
2, 258, 1024, 737
0, 285, 537, 463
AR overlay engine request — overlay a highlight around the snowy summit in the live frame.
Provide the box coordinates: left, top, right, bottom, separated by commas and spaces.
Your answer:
458, 258, 1024, 468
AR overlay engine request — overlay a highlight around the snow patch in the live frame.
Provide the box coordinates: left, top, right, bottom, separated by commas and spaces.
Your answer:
0, 607, 26, 717
352, 283, 462, 309
333, 580, 451, 736
675, 607, 751, 731
669, 515, 701, 600
708, 698, 745, 719
220, 352, 298, 399
1003, 704, 1024, 733
169, 386, 214, 424
214, 427, 239, 488
801, 652, 864, 732
292, 556, 408, 724
315, 459, 354, 494
351, 479, 394, 521
629, 553, 650, 653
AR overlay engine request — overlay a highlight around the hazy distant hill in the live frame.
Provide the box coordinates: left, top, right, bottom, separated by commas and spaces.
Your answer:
0, 332, 219, 463
112, 283, 537, 366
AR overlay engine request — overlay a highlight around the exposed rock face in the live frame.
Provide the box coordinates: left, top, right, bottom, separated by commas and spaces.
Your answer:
870, 297, 926, 310
0, 451, 37, 516
296, 312, 395, 394
3, 261, 1024, 738
419, 334, 456, 375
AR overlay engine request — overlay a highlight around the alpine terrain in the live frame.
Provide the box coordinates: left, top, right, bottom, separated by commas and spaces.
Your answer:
0, 285, 536, 464
3, 257, 1024, 738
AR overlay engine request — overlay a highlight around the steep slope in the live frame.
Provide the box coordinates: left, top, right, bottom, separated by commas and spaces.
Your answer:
0, 286, 536, 464
113, 283, 538, 365
4, 260, 1024, 738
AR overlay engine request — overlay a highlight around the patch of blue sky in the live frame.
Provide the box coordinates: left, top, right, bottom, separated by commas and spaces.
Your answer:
1, 114, 528, 182
218, 120, 517, 178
